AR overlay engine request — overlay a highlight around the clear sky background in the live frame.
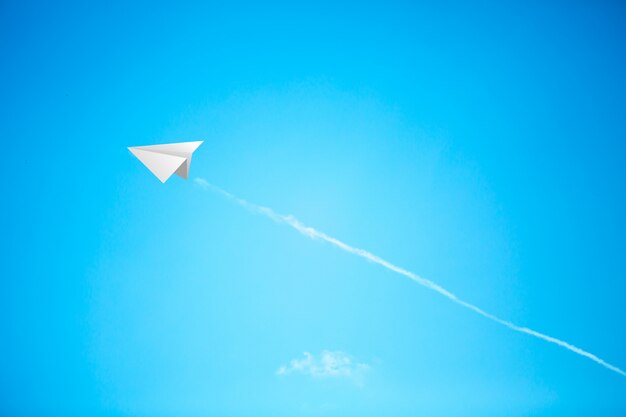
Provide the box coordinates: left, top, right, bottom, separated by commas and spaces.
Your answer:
2, 1, 626, 416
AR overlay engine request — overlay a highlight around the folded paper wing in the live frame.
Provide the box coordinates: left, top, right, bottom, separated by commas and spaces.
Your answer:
128, 141, 203, 183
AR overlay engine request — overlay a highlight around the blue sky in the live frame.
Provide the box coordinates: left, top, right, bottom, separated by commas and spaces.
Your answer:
2, 1, 626, 416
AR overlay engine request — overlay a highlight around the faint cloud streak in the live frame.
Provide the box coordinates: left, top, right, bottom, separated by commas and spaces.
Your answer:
277, 351, 370, 385
195, 177, 626, 379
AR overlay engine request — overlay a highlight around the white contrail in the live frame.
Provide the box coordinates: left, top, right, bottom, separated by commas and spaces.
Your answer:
194, 177, 626, 378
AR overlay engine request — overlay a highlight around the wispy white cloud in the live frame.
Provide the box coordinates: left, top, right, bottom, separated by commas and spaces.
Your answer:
277, 351, 370, 385
195, 178, 626, 379
194, 177, 210, 189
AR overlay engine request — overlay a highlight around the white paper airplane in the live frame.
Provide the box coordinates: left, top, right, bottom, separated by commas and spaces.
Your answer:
128, 141, 203, 183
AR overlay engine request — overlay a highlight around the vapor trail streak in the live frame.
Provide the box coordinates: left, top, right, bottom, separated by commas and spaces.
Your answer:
194, 177, 626, 378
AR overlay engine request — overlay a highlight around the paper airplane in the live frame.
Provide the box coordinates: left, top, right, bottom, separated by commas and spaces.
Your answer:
128, 141, 203, 183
